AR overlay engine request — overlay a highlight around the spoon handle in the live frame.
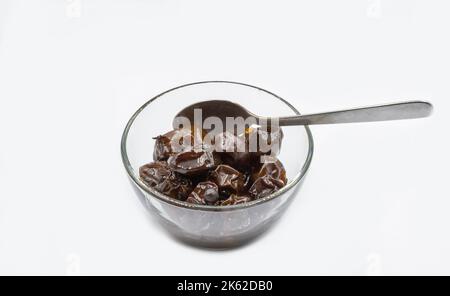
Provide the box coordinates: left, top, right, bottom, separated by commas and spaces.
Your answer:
277, 101, 433, 126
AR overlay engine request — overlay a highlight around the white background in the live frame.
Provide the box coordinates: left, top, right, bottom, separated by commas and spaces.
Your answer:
0, 0, 449, 275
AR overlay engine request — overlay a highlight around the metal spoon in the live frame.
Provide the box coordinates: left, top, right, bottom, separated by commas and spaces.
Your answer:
173, 100, 433, 128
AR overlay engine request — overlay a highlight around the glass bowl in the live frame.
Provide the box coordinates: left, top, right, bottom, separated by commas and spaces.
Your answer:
121, 81, 314, 249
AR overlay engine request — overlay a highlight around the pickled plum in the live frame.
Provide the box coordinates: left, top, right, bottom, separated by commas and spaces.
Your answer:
252, 158, 287, 184
248, 175, 286, 198
167, 147, 221, 175
139, 161, 192, 200
153, 129, 193, 161
209, 165, 246, 194
186, 181, 220, 205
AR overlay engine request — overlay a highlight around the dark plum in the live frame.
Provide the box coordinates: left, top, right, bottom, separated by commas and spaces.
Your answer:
252, 158, 287, 184
213, 130, 259, 170
153, 129, 193, 161
168, 146, 221, 176
139, 162, 193, 201
248, 175, 286, 199
209, 165, 246, 194
186, 181, 220, 205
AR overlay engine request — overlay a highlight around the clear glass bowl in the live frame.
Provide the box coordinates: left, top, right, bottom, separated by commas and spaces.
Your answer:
121, 81, 314, 249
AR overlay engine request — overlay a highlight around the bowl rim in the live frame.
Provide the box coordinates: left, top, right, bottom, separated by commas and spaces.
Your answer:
121, 80, 314, 212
